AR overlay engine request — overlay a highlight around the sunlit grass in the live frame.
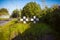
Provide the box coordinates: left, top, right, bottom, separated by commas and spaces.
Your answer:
10, 23, 30, 39
0, 19, 17, 40
0, 19, 30, 40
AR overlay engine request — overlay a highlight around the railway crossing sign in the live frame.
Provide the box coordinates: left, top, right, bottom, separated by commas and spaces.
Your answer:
20, 16, 29, 23
20, 16, 39, 24
31, 16, 39, 23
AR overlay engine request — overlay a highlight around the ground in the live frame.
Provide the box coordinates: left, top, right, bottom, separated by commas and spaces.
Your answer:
0, 19, 57, 40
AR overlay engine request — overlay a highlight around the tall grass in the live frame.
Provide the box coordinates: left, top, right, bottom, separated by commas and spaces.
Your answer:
0, 19, 53, 40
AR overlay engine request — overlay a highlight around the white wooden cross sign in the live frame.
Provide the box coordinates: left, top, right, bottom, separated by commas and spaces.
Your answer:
31, 16, 39, 23
20, 16, 39, 24
20, 16, 29, 23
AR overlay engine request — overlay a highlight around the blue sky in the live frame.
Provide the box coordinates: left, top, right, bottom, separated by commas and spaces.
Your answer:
0, 0, 60, 15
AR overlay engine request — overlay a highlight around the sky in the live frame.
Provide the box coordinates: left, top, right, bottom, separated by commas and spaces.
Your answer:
0, 0, 60, 15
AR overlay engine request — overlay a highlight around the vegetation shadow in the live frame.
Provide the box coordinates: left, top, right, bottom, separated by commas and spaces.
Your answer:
12, 22, 57, 40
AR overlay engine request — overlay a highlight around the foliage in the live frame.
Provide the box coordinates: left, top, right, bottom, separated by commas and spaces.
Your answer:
11, 9, 20, 18
0, 8, 9, 15
41, 5, 60, 34
22, 2, 41, 18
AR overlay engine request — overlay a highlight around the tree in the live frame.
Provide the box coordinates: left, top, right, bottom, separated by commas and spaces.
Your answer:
0, 8, 9, 15
50, 5, 60, 31
41, 6, 49, 16
41, 5, 60, 33
22, 2, 41, 18
11, 9, 20, 18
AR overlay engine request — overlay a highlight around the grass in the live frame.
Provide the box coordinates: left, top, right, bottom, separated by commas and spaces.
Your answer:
0, 19, 17, 40
21, 23, 53, 40
0, 19, 30, 40
10, 23, 30, 39
0, 18, 9, 21
0, 19, 53, 40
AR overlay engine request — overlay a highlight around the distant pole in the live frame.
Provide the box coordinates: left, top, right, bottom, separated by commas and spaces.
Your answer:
41, 0, 46, 8
16, 0, 17, 9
